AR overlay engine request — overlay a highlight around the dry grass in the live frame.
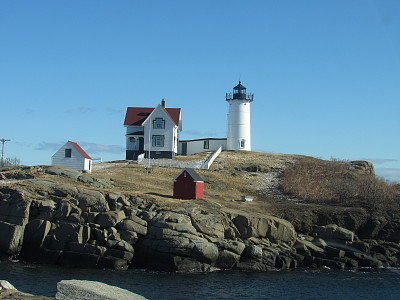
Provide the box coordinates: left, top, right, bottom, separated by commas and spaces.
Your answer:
174, 152, 210, 161
281, 157, 400, 215
90, 151, 301, 214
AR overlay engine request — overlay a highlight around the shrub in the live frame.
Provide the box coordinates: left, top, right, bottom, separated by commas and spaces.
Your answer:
1, 157, 20, 167
281, 158, 399, 214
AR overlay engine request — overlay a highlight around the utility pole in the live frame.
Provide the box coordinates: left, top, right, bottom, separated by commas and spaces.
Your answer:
1, 139, 11, 167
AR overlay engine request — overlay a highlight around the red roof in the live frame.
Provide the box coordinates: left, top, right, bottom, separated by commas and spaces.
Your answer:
69, 141, 92, 159
124, 107, 181, 126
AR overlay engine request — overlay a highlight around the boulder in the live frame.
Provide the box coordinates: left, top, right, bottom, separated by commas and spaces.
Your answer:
191, 241, 219, 264
275, 255, 293, 269
0, 280, 16, 290
0, 221, 24, 257
117, 218, 147, 236
113, 240, 134, 253
150, 211, 197, 235
76, 189, 109, 212
54, 200, 72, 219
171, 256, 214, 273
0, 189, 31, 226
70, 225, 91, 244
243, 245, 263, 261
187, 207, 230, 238
52, 185, 78, 198
216, 250, 240, 269
107, 192, 130, 210
139, 210, 157, 222
314, 224, 354, 242
22, 219, 51, 251
346, 251, 383, 268
56, 280, 146, 300
45, 221, 79, 250
95, 211, 126, 228
43, 166, 81, 180
232, 214, 296, 244
294, 239, 325, 257
119, 229, 138, 244
215, 239, 245, 255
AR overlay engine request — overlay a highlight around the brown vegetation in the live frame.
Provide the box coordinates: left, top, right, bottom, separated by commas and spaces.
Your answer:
280, 157, 400, 215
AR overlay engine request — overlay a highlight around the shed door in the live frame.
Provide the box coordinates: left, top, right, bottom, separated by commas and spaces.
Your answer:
182, 142, 187, 155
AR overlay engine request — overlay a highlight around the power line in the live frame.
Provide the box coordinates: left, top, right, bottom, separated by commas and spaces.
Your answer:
1, 139, 11, 167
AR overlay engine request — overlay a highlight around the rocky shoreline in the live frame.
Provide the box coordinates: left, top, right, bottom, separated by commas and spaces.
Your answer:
0, 164, 399, 273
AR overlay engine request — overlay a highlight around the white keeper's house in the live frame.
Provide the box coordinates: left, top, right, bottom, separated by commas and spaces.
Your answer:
124, 100, 182, 159
124, 82, 254, 159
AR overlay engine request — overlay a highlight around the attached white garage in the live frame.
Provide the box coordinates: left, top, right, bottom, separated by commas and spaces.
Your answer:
51, 141, 92, 172
178, 138, 226, 156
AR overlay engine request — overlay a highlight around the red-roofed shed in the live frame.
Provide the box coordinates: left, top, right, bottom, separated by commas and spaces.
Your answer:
173, 168, 204, 200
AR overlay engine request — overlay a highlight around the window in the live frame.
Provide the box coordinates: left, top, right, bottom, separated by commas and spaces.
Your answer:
129, 137, 136, 143
204, 140, 209, 149
240, 139, 246, 149
153, 117, 165, 129
152, 135, 164, 147
65, 148, 72, 158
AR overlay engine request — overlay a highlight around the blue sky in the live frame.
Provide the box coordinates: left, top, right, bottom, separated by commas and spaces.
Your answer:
0, 0, 399, 182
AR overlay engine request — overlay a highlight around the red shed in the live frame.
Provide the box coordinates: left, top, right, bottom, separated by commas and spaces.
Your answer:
173, 168, 204, 199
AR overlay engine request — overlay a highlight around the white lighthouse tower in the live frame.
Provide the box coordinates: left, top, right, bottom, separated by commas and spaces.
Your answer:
226, 81, 254, 151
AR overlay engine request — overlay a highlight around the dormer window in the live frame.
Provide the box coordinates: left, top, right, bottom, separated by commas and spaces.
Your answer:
153, 117, 165, 129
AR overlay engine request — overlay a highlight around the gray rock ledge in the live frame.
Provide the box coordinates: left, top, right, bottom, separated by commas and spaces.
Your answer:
56, 280, 146, 300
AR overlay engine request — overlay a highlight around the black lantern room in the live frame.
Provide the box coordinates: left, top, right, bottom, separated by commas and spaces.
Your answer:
226, 81, 254, 101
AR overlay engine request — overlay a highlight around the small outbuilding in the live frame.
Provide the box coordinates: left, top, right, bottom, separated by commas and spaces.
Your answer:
173, 168, 204, 199
51, 141, 92, 172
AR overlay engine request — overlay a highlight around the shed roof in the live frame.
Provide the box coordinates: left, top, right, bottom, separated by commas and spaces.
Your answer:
124, 107, 181, 126
69, 141, 92, 159
174, 168, 204, 182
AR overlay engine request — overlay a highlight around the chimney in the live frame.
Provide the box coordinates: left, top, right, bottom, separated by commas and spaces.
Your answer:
161, 99, 166, 108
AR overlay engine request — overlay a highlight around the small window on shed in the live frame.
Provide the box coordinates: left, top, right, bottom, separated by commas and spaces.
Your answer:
65, 148, 72, 158
204, 140, 209, 149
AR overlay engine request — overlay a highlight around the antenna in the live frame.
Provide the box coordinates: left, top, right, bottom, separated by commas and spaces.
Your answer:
1, 139, 11, 167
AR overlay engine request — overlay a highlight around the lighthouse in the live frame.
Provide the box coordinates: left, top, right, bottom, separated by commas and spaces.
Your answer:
226, 81, 254, 151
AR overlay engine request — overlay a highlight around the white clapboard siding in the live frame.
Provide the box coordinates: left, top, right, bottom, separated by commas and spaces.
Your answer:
143, 105, 177, 153
179, 139, 226, 156
51, 141, 92, 171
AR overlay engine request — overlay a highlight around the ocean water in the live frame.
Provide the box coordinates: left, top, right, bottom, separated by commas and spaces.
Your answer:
0, 262, 399, 299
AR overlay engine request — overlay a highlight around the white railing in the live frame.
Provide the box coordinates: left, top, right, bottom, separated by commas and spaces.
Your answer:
137, 147, 222, 170
200, 146, 222, 169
